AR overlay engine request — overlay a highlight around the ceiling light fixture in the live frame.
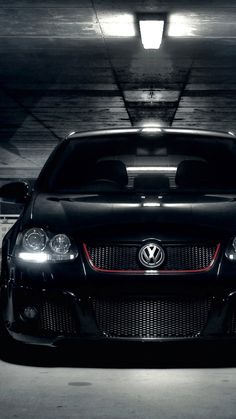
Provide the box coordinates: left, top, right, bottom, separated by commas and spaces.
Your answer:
138, 14, 167, 49
127, 167, 177, 172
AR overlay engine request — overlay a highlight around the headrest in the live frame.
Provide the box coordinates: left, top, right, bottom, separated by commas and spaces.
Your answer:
175, 160, 212, 188
134, 174, 170, 192
94, 160, 128, 186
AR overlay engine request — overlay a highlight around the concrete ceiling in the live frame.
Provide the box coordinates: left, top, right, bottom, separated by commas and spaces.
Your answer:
0, 0, 236, 179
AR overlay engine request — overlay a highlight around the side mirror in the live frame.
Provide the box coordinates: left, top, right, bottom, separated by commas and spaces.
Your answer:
0, 181, 30, 203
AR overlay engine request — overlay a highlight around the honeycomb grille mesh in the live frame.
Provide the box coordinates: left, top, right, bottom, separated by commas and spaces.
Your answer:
86, 243, 217, 271
38, 299, 77, 336
92, 296, 212, 338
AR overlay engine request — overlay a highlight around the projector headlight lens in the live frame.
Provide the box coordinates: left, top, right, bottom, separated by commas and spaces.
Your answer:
49, 234, 71, 254
22, 228, 47, 252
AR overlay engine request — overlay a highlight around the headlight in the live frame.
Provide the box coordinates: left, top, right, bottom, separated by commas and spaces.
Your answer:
49, 234, 71, 254
22, 228, 47, 252
225, 237, 236, 261
15, 228, 78, 263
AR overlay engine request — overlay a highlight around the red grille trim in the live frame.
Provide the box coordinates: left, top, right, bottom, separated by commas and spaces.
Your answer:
83, 243, 221, 274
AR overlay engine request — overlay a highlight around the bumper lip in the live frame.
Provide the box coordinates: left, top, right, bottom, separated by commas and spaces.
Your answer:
7, 330, 236, 349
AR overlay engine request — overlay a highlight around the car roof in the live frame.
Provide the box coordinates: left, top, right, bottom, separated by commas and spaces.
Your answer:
67, 127, 235, 140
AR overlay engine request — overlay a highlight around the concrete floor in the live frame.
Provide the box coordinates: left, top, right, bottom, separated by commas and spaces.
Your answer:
0, 344, 236, 419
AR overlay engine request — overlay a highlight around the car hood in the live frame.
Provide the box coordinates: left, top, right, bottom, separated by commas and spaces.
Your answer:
21, 192, 236, 239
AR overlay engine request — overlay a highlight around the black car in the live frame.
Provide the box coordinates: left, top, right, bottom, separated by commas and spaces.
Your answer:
1, 127, 236, 348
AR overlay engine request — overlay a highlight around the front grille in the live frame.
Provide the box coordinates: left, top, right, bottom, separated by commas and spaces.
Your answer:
92, 296, 212, 338
85, 243, 218, 271
38, 299, 77, 336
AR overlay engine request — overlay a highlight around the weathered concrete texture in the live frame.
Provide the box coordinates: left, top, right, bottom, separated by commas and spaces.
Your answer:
0, 353, 236, 419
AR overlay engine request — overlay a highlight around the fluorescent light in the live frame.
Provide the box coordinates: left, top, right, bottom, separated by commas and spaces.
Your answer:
142, 128, 162, 133
127, 167, 177, 172
142, 122, 161, 127
143, 202, 161, 207
168, 14, 195, 37
101, 14, 136, 37
140, 121, 162, 128
139, 20, 164, 49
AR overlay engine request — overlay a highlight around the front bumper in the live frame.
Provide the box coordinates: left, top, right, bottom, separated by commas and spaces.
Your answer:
2, 285, 236, 347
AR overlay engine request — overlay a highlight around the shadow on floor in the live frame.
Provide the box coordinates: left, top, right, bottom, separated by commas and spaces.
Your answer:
1, 340, 236, 369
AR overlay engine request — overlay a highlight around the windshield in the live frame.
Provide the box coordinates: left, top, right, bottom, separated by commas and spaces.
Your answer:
37, 132, 236, 194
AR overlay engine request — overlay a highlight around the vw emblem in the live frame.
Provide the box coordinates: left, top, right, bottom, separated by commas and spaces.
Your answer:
138, 242, 165, 268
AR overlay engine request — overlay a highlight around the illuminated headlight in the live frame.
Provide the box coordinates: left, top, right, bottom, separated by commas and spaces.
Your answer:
225, 237, 236, 261
15, 228, 78, 263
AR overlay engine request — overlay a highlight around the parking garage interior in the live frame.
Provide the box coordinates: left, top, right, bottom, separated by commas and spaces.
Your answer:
1, 1, 236, 418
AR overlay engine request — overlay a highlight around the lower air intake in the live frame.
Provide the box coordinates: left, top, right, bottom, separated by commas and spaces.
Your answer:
38, 299, 77, 336
92, 296, 212, 338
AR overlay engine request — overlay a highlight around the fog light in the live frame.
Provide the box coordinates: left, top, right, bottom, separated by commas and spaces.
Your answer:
23, 306, 38, 320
